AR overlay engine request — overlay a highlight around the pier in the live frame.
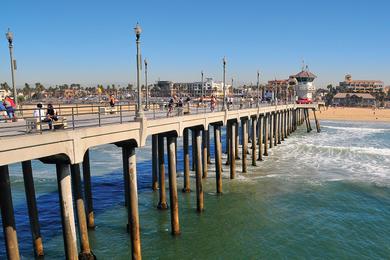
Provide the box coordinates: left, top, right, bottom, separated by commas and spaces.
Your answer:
0, 103, 319, 259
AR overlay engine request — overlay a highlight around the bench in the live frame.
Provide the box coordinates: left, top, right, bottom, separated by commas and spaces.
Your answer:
26, 117, 68, 133
99, 106, 118, 115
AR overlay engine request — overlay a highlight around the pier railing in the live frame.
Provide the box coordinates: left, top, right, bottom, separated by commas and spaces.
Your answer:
0, 99, 297, 138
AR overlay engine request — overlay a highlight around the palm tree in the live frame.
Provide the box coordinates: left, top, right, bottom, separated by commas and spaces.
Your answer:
23, 83, 32, 100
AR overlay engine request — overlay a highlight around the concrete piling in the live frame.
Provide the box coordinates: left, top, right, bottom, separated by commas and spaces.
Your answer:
56, 163, 78, 260
269, 113, 274, 149
157, 135, 168, 209
241, 119, 248, 173
235, 122, 240, 160
122, 148, 130, 208
167, 135, 180, 235
277, 112, 281, 144
214, 125, 223, 194
202, 130, 208, 178
258, 115, 263, 161
207, 128, 211, 164
82, 150, 95, 229
152, 135, 159, 191
264, 114, 269, 156
225, 123, 231, 165
21, 161, 44, 257
70, 164, 94, 259
251, 117, 257, 166
229, 122, 236, 179
313, 109, 321, 133
191, 129, 196, 171
123, 145, 142, 260
0, 165, 20, 260
183, 129, 191, 192
194, 129, 204, 212
274, 112, 278, 146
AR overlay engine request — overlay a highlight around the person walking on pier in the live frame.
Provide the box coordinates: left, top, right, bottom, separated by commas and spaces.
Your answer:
167, 95, 176, 117
210, 95, 217, 112
109, 94, 116, 107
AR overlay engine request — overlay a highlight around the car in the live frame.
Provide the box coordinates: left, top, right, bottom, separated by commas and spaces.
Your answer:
296, 98, 312, 104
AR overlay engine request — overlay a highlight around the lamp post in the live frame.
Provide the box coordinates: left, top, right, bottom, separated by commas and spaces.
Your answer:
201, 71, 204, 101
222, 57, 227, 110
256, 70, 260, 108
144, 58, 148, 110
5, 28, 17, 107
134, 23, 144, 118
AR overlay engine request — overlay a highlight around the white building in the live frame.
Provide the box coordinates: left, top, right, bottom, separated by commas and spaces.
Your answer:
290, 66, 317, 101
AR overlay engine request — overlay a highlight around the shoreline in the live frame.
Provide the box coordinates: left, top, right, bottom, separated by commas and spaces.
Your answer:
310, 107, 390, 123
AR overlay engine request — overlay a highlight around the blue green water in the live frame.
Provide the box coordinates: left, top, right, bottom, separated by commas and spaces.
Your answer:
1, 120, 390, 259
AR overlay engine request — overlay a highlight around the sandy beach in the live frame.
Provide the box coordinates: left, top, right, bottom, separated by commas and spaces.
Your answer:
311, 107, 390, 122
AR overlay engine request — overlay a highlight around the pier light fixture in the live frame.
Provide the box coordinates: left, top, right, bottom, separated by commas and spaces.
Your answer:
5, 28, 17, 107
134, 23, 144, 118
222, 57, 227, 110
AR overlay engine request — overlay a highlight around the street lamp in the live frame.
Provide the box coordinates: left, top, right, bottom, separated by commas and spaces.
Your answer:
134, 23, 144, 118
201, 70, 204, 101
256, 70, 260, 107
222, 57, 227, 110
5, 28, 17, 107
144, 58, 148, 110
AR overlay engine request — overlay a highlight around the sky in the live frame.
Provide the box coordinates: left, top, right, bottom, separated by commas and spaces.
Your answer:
0, 0, 389, 88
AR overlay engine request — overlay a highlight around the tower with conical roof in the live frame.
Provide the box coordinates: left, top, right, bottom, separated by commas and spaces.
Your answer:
290, 64, 317, 101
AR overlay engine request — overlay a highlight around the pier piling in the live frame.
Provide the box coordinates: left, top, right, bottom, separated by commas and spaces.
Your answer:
22, 161, 44, 257
214, 125, 223, 194
241, 119, 248, 173
229, 122, 236, 179
257, 115, 263, 161
0, 165, 20, 260
202, 130, 208, 178
194, 129, 204, 212
122, 145, 142, 260
313, 109, 321, 133
251, 117, 257, 166
183, 129, 191, 192
263, 114, 269, 156
152, 135, 159, 191
167, 135, 180, 235
70, 164, 95, 259
157, 135, 168, 209
82, 150, 95, 229
56, 163, 78, 260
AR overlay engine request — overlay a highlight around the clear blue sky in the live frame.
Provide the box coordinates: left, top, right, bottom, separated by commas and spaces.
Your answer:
0, 0, 389, 88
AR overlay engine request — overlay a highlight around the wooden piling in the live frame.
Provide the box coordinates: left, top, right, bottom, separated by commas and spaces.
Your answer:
70, 164, 94, 259
123, 145, 142, 259
56, 163, 78, 260
235, 122, 240, 159
0, 165, 20, 260
225, 122, 231, 165
274, 112, 278, 146
207, 127, 211, 164
183, 129, 191, 192
241, 119, 248, 173
82, 150, 95, 229
194, 129, 204, 212
157, 135, 168, 209
214, 125, 223, 194
22, 161, 44, 257
251, 117, 257, 166
167, 136, 180, 235
152, 135, 159, 191
277, 112, 282, 144
202, 129, 208, 178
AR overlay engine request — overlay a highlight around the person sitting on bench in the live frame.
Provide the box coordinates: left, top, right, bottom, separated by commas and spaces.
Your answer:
44, 103, 58, 130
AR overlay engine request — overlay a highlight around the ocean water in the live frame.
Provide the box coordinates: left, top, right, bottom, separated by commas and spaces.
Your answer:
1, 120, 390, 259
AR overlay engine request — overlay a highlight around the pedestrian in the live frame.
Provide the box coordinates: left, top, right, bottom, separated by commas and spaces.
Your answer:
33, 103, 46, 121
45, 103, 59, 130
167, 95, 175, 117
109, 94, 115, 107
210, 95, 216, 112
4, 97, 15, 120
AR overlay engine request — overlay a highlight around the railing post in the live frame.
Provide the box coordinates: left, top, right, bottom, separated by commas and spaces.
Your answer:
120, 105, 123, 124
98, 106, 101, 127
72, 108, 75, 130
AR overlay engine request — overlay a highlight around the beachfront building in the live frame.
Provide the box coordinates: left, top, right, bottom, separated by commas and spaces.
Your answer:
339, 75, 384, 93
267, 79, 291, 101
333, 93, 376, 107
290, 66, 317, 101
